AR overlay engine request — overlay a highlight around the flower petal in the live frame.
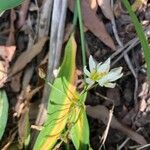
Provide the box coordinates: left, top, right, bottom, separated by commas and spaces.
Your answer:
97, 58, 110, 72
85, 78, 95, 86
84, 66, 90, 77
98, 67, 123, 86
104, 82, 116, 88
89, 55, 96, 72
108, 67, 123, 82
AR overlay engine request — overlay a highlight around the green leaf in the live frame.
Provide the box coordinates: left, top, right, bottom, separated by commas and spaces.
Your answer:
122, 0, 150, 84
0, 90, 9, 140
0, 0, 23, 11
33, 35, 77, 150
70, 93, 90, 150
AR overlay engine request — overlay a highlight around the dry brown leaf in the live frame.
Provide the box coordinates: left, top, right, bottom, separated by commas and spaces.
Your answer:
0, 61, 7, 88
0, 46, 16, 62
113, 0, 124, 18
15, 86, 42, 118
68, 0, 116, 50
97, 0, 114, 21
17, 87, 42, 146
0, 46, 16, 87
138, 82, 149, 112
89, 0, 98, 11
86, 105, 147, 145
18, 107, 30, 147
132, 0, 148, 12
9, 37, 48, 76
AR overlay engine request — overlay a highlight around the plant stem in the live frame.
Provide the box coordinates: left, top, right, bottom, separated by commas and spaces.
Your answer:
76, 0, 86, 80
73, 0, 78, 29
65, 142, 70, 150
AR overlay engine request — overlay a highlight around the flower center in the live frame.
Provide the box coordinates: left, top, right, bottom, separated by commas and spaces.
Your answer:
90, 69, 107, 81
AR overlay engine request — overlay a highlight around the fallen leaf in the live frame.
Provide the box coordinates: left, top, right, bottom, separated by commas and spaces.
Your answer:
15, 85, 42, 118
0, 61, 7, 87
68, 0, 116, 50
0, 46, 16, 87
138, 82, 149, 112
18, 107, 30, 148
132, 0, 148, 12
97, 0, 114, 21
86, 105, 147, 145
113, 0, 124, 18
89, 0, 97, 11
9, 37, 48, 76
0, 46, 16, 62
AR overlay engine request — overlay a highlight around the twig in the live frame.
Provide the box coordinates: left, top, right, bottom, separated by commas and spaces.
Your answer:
117, 137, 130, 150
111, 38, 138, 65
110, 27, 150, 60
99, 105, 114, 150
86, 105, 147, 145
118, 128, 142, 150
136, 143, 150, 150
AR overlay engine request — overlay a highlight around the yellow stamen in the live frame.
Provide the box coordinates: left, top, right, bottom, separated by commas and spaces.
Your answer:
90, 69, 107, 81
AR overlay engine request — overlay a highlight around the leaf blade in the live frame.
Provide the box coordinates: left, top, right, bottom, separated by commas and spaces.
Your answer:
33, 35, 77, 150
0, 0, 23, 11
0, 90, 9, 140
70, 97, 90, 150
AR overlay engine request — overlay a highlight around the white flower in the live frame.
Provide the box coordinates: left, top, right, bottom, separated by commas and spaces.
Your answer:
84, 55, 123, 88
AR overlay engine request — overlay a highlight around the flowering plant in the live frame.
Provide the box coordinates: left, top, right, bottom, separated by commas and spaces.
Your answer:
84, 55, 123, 88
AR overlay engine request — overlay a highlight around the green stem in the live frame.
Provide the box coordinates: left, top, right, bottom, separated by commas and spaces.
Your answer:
65, 142, 70, 150
72, 0, 78, 29
76, 0, 86, 80
80, 83, 98, 96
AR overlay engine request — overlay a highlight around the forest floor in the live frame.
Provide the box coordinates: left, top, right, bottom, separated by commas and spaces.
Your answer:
1, 0, 150, 150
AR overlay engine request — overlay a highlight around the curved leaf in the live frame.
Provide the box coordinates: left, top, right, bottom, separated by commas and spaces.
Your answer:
34, 35, 77, 150
0, 90, 9, 140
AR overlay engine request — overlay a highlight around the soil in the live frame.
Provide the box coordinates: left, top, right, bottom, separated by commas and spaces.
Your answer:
1, 0, 150, 150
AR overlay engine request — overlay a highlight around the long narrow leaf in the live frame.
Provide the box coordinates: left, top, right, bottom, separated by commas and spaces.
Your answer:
123, 0, 150, 83
0, 90, 9, 140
